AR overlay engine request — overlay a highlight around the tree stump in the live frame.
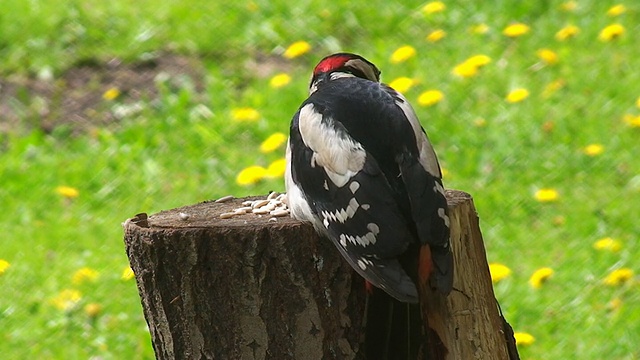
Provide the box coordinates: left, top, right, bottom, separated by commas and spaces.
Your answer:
123, 190, 518, 360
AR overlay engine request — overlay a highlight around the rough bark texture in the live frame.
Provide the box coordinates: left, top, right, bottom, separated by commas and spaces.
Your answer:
123, 190, 518, 360
420, 191, 516, 360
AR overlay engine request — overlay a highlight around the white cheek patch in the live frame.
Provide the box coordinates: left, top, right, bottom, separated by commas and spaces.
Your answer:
298, 103, 366, 188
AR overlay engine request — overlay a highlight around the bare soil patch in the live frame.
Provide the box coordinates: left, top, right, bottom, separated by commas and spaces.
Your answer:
0, 54, 205, 134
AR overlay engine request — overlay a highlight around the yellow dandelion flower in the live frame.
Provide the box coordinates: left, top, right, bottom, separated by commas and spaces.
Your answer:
0, 259, 10, 275
593, 237, 622, 252
452, 55, 491, 78
599, 24, 625, 41
542, 79, 566, 98
583, 144, 604, 156
418, 90, 444, 107
236, 165, 268, 186
283, 41, 311, 59
474, 118, 487, 127
471, 23, 490, 35
607, 4, 626, 17
388, 77, 416, 93
72, 267, 99, 285
452, 62, 478, 78
489, 263, 512, 283
422, 1, 446, 15
260, 132, 287, 153
534, 188, 559, 202
231, 107, 260, 122
555, 25, 580, 41
623, 114, 640, 127
560, 1, 578, 12
503, 23, 530, 38
121, 266, 135, 281
265, 158, 287, 178
390, 45, 416, 64
102, 87, 120, 101
466, 55, 491, 68
56, 186, 79, 199
84, 303, 102, 317
51, 289, 82, 311
536, 49, 558, 65
514, 332, 535, 346
506, 88, 530, 103
269, 73, 291, 88
529, 267, 554, 289
604, 268, 634, 286
426, 29, 446, 43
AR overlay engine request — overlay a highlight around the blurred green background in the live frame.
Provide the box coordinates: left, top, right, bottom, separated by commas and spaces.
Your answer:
1, 0, 639, 358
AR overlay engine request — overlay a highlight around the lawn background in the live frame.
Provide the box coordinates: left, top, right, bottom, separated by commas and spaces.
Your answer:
1, 0, 639, 359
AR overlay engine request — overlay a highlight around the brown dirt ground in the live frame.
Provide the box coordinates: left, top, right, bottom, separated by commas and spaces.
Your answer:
0, 54, 205, 134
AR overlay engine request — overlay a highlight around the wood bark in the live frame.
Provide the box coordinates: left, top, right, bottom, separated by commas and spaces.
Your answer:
123, 190, 518, 360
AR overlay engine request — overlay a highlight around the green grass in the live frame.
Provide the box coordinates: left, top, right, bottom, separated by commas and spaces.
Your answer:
2, 0, 640, 358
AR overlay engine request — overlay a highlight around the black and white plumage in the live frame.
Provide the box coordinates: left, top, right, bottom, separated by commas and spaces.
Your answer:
285, 53, 453, 303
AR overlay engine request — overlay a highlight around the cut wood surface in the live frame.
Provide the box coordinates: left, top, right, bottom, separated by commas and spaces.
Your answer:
123, 190, 518, 359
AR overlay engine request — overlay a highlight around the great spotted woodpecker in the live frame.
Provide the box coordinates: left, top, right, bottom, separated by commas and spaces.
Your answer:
285, 53, 453, 303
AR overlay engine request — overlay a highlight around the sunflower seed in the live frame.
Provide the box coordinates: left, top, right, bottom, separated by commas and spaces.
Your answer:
252, 199, 269, 209
219, 212, 236, 219
270, 209, 289, 217
215, 195, 234, 203
252, 207, 271, 215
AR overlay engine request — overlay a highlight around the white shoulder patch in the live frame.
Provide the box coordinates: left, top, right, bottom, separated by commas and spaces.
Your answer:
298, 103, 366, 188
393, 93, 442, 178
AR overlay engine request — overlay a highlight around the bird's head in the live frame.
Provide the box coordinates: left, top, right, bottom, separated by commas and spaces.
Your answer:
309, 53, 381, 94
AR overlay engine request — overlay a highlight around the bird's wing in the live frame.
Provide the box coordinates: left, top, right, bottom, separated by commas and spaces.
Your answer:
287, 103, 420, 302
388, 89, 453, 293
